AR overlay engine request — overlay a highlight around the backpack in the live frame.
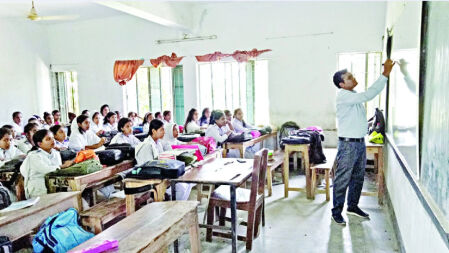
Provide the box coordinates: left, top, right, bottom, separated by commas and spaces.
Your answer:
47, 159, 103, 177
60, 149, 77, 162
126, 159, 186, 180
134, 133, 149, 142
100, 131, 119, 146
96, 149, 125, 166
0, 236, 12, 253
283, 130, 326, 164
225, 132, 252, 143
106, 143, 135, 160
33, 208, 94, 253
177, 134, 201, 142
0, 183, 11, 210
191, 137, 217, 154
74, 150, 97, 163
0, 158, 25, 188
279, 121, 300, 149
368, 108, 385, 136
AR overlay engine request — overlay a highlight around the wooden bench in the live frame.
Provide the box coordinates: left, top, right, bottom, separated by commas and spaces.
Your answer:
266, 150, 284, 197
70, 201, 201, 253
310, 149, 337, 201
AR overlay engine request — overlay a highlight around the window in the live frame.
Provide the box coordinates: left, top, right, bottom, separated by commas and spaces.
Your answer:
337, 52, 382, 117
197, 60, 269, 125
51, 71, 79, 122
123, 66, 184, 125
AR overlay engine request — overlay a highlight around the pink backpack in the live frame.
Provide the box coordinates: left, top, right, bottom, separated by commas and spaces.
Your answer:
191, 137, 217, 154
171, 144, 205, 161
250, 130, 261, 138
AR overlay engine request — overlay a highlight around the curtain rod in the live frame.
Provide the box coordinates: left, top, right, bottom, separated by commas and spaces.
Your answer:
156, 34, 217, 44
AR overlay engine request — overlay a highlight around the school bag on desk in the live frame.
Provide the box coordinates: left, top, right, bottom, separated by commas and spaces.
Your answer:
47, 159, 103, 177
59, 149, 77, 162
0, 158, 25, 188
0, 183, 11, 210
126, 159, 186, 180
33, 208, 94, 253
106, 143, 135, 160
279, 121, 300, 149
95, 149, 125, 166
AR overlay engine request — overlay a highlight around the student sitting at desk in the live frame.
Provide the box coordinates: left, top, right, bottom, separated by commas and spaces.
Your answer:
20, 129, 74, 198
17, 123, 39, 153
161, 123, 183, 151
0, 128, 25, 167
184, 108, 203, 134
135, 119, 165, 165
232, 108, 253, 133
11, 111, 24, 136
68, 115, 106, 152
103, 112, 118, 132
50, 125, 69, 151
199, 107, 211, 127
205, 110, 232, 144
110, 118, 141, 147
223, 110, 235, 132
42, 112, 54, 130
52, 110, 62, 125
142, 112, 154, 134
90, 112, 104, 137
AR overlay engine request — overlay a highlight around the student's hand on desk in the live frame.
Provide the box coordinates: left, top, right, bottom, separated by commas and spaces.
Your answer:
61, 160, 74, 169
382, 59, 395, 77
99, 137, 106, 145
96, 130, 104, 136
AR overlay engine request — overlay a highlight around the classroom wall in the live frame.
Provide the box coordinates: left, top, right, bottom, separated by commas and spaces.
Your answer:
383, 2, 449, 252
45, 2, 386, 147
0, 20, 51, 125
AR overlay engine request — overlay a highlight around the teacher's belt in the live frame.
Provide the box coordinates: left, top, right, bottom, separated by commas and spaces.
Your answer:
338, 137, 365, 143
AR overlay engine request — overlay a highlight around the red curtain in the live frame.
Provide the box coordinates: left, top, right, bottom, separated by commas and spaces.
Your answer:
150, 53, 184, 68
113, 60, 144, 86
232, 49, 272, 62
195, 51, 232, 62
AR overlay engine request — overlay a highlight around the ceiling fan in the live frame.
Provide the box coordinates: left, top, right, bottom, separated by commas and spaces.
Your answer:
27, 0, 79, 21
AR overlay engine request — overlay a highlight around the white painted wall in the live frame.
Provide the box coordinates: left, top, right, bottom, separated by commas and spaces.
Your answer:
0, 20, 51, 125
384, 2, 449, 252
46, 2, 386, 147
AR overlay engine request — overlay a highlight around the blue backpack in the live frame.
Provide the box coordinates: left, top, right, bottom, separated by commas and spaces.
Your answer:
33, 208, 94, 253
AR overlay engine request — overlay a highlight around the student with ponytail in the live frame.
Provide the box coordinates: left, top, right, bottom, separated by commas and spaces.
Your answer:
20, 129, 74, 198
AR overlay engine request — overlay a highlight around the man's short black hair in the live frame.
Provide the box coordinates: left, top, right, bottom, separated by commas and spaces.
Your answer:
333, 69, 348, 89
12, 111, 21, 118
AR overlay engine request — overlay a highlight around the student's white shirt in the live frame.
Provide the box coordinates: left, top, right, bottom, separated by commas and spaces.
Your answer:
205, 124, 229, 144
55, 140, 69, 150
186, 121, 201, 134
110, 132, 141, 147
17, 138, 33, 154
68, 129, 102, 152
0, 145, 24, 164
142, 123, 150, 134
90, 122, 102, 135
132, 118, 141, 126
42, 124, 52, 130
20, 148, 61, 199
135, 136, 164, 165
103, 123, 117, 132
162, 119, 170, 125
12, 122, 24, 136
231, 118, 252, 134
161, 123, 183, 151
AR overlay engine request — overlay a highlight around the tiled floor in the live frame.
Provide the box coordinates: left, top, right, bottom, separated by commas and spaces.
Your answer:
177, 169, 400, 253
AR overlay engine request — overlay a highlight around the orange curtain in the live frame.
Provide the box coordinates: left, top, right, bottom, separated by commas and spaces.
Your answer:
195, 51, 232, 62
113, 60, 144, 86
232, 49, 272, 62
150, 53, 184, 68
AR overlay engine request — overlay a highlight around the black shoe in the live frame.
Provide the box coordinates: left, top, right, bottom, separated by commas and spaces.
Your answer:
331, 214, 346, 226
347, 206, 370, 219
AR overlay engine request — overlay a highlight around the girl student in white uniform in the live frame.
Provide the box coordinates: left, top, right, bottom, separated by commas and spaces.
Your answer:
17, 123, 39, 154
68, 115, 106, 152
142, 112, 154, 134
161, 122, 183, 151
102, 112, 118, 132
110, 118, 141, 147
49, 125, 69, 151
184, 108, 203, 134
20, 129, 74, 199
135, 119, 192, 200
231, 108, 253, 133
205, 110, 233, 144
0, 128, 25, 167
90, 112, 104, 136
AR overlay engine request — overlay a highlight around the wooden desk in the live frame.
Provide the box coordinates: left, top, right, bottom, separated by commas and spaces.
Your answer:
364, 141, 385, 205
172, 158, 253, 253
282, 144, 312, 198
223, 131, 278, 158
69, 201, 201, 253
0, 192, 81, 241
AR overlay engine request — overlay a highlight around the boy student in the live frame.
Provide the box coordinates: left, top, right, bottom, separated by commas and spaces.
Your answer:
331, 59, 395, 225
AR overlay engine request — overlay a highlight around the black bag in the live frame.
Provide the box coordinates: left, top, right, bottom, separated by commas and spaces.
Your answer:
0, 183, 11, 210
368, 108, 386, 135
100, 130, 119, 146
134, 133, 149, 142
60, 149, 77, 162
126, 159, 185, 180
177, 134, 200, 142
226, 132, 252, 143
279, 121, 300, 149
0, 236, 12, 253
0, 158, 25, 188
281, 130, 326, 164
95, 149, 125, 166
106, 143, 135, 160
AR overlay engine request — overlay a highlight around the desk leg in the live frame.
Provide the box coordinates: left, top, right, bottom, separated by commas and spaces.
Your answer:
223, 149, 228, 158
239, 147, 245, 158
283, 149, 290, 198
171, 182, 179, 253
303, 149, 312, 199
126, 194, 136, 216
377, 148, 384, 205
189, 209, 201, 253
230, 185, 237, 253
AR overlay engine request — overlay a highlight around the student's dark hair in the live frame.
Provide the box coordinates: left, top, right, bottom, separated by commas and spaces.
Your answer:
127, 112, 134, 117
163, 110, 171, 117
92, 112, 100, 121
12, 111, 21, 119
142, 112, 152, 125
117, 118, 132, 133
209, 110, 224, 126
81, 110, 89, 115
184, 108, 197, 130
100, 104, 109, 115
103, 112, 117, 125
200, 107, 210, 124
2, 125, 13, 131
49, 124, 62, 136
0, 128, 11, 140
43, 112, 51, 120
68, 112, 76, 120
155, 112, 161, 119
224, 110, 231, 117
149, 119, 164, 136
233, 108, 247, 127
77, 115, 89, 133
52, 110, 59, 116
333, 69, 347, 89
30, 129, 50, 152
28, 117, 37, 123
24, 123, 38, 134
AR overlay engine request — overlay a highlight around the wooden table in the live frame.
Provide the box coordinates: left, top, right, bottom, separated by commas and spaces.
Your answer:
0, 192, 81, 241
69, 201, 201, 253
171, 158, 254, 253
364, 140, 385, 205
223, 131, 278, 158
282, 144, 312, 198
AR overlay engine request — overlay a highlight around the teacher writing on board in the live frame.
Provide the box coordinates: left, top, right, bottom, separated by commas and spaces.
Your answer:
331, 59, 395, 226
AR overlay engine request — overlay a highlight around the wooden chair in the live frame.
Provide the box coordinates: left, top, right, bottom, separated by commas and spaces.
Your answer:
206, 149, 268, 251
266, 150, 284, 197
310, 149, 337, 201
